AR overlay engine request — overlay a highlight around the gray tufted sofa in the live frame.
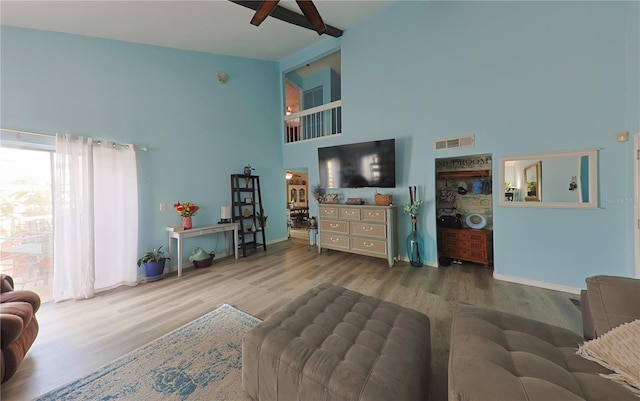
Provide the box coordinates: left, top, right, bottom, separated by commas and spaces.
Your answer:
242, 283, 431, 401
448, 275, 640, 401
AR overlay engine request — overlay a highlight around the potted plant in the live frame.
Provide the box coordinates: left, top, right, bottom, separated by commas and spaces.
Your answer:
256, 207, 268, 228
244, 164, 255, 176
311, 184, 324, 204
173, 201, 199, 229
137, 246, 170, 281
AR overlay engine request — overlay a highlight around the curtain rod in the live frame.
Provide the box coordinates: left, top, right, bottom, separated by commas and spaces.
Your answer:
1, 127, 52, 138
1, 127, 148, 152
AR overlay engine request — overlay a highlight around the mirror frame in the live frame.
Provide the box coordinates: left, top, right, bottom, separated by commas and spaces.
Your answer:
523, 161, 542, 202
499, 149, 599, 209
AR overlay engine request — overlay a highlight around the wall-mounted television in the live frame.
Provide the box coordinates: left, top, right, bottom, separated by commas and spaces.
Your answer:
318, 139, 396, 188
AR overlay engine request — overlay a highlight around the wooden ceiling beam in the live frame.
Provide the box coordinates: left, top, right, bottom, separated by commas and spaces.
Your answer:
229, 0, 343, 38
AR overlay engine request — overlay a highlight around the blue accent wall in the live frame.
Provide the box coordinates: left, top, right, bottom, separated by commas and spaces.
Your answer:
0, 27, 286, 271
1, 0, 638, 289
282, 1, 639, 289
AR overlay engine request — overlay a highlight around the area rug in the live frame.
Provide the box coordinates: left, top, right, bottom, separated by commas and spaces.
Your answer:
34, 304, 260, 401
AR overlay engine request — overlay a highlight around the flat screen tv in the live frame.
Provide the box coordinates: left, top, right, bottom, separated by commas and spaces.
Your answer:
318, 139, 396, 188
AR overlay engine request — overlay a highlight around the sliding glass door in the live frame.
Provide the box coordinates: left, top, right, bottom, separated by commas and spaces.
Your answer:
0, 147, 54, 302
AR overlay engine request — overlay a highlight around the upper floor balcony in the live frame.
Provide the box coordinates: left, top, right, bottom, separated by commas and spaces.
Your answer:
285, 100, 341, 144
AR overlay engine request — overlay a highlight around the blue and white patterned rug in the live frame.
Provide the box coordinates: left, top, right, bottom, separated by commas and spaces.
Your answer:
34, 304, 261, 401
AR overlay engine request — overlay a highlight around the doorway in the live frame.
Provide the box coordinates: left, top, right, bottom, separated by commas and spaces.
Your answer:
435, 154, 494, 268
285, 168, 309, 241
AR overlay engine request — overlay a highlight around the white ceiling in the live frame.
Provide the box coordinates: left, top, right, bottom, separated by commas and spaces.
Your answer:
0, 0, 395, 61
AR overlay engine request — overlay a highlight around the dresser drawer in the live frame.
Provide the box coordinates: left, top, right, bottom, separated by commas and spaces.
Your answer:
350, 222, 386, 239
320, 207, 338, 219
321, 220, 349, 234
361, 208, 386, 222
468, 231, 486, 243
444, 240, 485, 251
351, 237, 387, 256
317, 204, 398, 267
321, 234, 350, 250
458, 248, 487, 262
339, 208, 361, 220
442, 228, 486, 242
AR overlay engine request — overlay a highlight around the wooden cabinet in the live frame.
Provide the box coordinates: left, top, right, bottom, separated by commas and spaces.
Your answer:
288, 184, 308, 207
439, 227, 491, 267
318, 204, 398, 267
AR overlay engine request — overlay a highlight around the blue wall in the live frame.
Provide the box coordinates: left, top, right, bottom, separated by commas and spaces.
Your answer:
282, 1, 639, 289
0, 27, 287, 273
2, 1, 638, 289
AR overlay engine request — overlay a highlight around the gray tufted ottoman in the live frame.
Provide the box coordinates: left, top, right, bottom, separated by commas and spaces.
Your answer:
242, 283, 431, 401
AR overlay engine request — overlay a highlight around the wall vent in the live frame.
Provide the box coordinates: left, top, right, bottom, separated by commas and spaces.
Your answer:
434, 135, 475, 151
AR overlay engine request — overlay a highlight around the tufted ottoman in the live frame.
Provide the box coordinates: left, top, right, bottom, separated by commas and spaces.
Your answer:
242, 283, 431, 401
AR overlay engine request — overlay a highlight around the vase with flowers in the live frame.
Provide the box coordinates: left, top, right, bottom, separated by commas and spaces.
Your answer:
174, 201, 200, 229
403, 186, 424, 267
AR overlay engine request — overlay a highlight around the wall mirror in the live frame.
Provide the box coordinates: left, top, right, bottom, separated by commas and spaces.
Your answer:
499, 149, 598, 209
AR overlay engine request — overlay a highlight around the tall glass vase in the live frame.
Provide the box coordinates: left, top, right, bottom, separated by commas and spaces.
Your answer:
407, 217, 425, 267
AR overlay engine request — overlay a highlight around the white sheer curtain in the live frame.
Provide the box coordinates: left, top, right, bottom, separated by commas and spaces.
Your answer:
53, 135, 138, 302
93, 143, 138, 290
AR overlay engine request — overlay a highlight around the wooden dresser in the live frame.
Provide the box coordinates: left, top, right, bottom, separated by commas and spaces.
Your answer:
439, 227, 491, 267
318, 204, 398, 267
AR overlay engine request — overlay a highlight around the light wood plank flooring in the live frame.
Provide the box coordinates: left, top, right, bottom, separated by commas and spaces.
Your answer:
1, 238, 583, 401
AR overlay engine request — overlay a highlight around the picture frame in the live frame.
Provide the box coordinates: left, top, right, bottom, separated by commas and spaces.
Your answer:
244, 197, 253, 204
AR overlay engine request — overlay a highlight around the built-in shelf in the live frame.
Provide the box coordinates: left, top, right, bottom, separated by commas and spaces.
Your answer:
437, 170, 491, 180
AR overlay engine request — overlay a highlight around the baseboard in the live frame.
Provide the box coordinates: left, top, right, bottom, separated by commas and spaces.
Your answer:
267, 236, 289, 245
493, 273, 581, 294
397, 255, 438, 268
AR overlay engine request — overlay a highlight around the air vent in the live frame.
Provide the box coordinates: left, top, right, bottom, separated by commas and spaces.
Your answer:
434, 135, 475, 151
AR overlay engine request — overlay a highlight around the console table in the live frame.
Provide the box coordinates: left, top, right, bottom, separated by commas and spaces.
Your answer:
167, 223, 239, 277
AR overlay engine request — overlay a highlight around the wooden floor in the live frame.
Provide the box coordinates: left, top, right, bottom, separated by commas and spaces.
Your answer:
1, 238, 583, 401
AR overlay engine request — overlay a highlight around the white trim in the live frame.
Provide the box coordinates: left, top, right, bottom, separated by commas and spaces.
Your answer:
267, 236, 289, 245
494, 273, 582, 295
398, 255, 438, 268
498, 149, 599, 209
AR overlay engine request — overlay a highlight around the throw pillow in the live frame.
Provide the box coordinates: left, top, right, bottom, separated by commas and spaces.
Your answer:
577, 319, 640, 396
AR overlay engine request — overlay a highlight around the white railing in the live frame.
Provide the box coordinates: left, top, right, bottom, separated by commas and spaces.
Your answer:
284, 100, 341, 144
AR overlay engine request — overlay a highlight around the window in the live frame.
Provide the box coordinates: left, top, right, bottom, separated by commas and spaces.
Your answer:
0, 147, 54, 302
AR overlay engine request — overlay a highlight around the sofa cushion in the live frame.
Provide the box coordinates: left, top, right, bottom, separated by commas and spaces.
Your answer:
449, 304, 638, 401
577, 319, 640, 395
585, 275, 640, 337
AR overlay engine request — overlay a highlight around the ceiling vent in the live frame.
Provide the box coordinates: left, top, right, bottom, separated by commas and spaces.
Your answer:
434, 135, 475, 151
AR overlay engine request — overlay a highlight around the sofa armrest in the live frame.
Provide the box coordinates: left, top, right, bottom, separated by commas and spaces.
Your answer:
0, 313, 24, 348
0, 290, 41, 314
580, 289, 596, 340
0, 274, 14, 293
585, 275, 640, 337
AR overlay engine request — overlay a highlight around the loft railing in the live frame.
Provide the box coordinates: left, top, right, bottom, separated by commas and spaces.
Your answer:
285, 100, 341, 144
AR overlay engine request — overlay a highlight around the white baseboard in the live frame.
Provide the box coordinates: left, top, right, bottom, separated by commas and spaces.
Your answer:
397, 255, 438, 268
494, 273, 581, 295
267, 236, 289, 245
